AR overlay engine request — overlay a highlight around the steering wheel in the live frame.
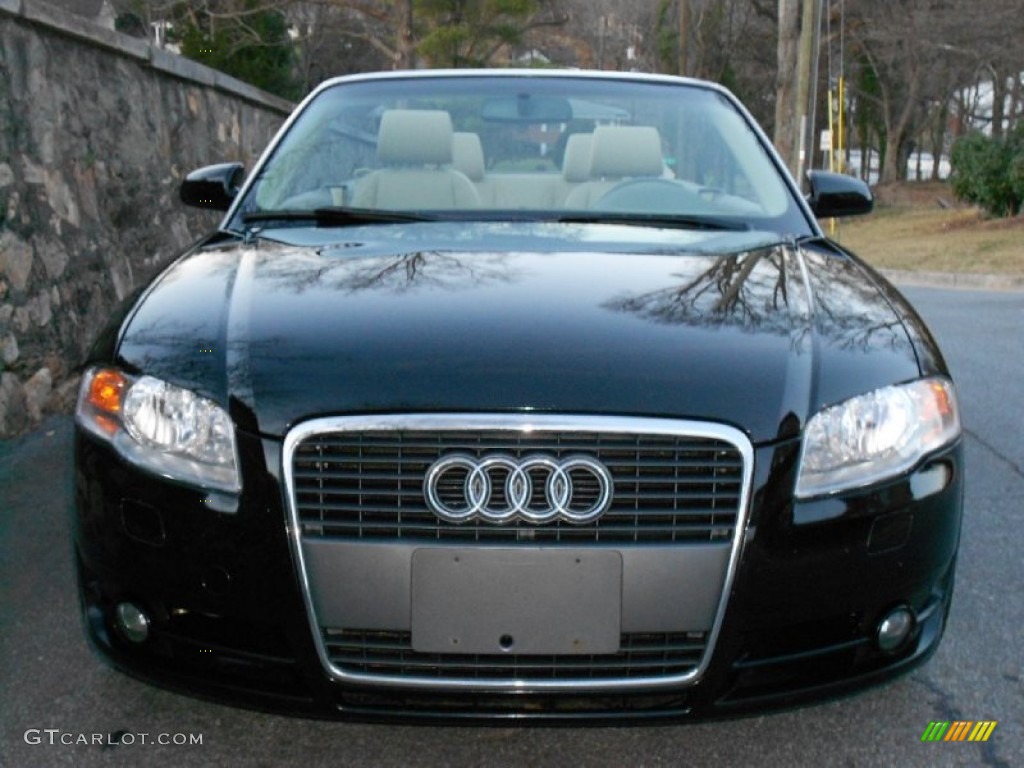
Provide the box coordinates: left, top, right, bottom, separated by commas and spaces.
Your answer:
592, 178, 715, 214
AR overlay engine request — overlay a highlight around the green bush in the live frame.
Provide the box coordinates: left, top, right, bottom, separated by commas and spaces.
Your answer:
1010, 146, 1024, 208
950, 127, 1024, 217
173, 4, 298, 100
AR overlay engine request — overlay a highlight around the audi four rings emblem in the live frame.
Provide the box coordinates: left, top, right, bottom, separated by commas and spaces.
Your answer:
424, 454, 614, 524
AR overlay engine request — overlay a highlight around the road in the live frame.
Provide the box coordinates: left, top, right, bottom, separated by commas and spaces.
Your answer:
1, 286, 1021, 768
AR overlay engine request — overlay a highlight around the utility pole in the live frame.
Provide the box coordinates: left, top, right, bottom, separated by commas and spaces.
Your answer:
774, 0, 800, 173
775, 0, 819, 181
794, 0, 818, 183
678, 0, 689, 76
806, 0, 822, 175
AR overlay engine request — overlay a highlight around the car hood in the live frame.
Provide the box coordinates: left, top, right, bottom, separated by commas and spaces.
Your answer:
113, 223, 922, 443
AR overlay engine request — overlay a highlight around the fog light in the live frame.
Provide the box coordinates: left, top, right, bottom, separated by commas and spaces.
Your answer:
876, 606, 915, 652
115, 601, 150, 644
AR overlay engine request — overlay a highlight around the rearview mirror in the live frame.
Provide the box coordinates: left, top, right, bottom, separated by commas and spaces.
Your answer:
180, 163, 245, 211
482, 94, 573, 123
806, 170, 873, 218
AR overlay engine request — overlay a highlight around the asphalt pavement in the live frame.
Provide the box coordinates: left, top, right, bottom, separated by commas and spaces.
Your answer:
1, 285, 1021, 768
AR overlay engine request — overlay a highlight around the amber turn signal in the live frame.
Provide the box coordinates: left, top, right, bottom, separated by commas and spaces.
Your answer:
87, 369, 127, 414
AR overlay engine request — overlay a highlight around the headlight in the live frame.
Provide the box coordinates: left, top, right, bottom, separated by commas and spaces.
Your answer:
795, 377, 960, 498
76, 367, 240, 493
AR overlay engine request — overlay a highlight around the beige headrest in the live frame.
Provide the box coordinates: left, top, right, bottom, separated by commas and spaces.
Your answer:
589, 126, 663, 178
452, 132, 486, 182
377, 110, 454, 166
562, 134, 593, 182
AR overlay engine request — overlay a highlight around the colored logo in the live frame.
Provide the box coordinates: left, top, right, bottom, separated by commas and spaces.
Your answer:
921, 721, 997, 742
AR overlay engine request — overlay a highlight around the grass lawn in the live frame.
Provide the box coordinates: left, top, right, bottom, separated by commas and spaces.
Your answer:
830, 183, 1024, 275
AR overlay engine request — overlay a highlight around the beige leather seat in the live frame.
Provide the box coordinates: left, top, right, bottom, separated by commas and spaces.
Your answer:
453, 131, 565, 209
451, 131, 492, 204
353, 110, 480, 209
562, 126, 664, 209
556, 133, 593, 205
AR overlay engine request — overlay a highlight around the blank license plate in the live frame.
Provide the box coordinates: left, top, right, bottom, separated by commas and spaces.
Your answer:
411, 548, 622, 655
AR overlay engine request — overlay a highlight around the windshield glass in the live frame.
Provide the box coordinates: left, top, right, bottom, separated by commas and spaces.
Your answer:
232, 74, 808, 234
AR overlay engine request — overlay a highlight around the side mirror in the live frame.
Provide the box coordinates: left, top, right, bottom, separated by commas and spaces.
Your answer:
806, 170, 873, 218
180, 163, 245, 211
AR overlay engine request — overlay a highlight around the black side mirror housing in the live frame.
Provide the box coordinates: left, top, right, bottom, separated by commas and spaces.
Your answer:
806, 170, 874, 218
180, 163, 246, 211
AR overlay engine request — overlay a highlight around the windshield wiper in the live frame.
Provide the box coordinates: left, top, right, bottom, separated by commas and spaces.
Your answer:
553, 212, 749, 232
241, 207, 437, 227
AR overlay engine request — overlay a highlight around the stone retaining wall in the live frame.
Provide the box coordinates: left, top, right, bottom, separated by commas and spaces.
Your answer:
0, 0, 292, 435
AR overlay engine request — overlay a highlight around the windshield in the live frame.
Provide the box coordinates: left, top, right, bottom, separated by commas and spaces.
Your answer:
231, 74, 809, 235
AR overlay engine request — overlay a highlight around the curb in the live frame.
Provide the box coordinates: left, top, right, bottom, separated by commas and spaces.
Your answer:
879, 269, 1024, 292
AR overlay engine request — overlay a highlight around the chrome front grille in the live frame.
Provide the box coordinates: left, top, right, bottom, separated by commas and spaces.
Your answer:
283, 414, 754, 692
292, 429, 744, 544
325, 629, 707, 681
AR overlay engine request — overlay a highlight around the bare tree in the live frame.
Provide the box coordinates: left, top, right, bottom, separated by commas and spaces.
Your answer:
414, 0, 568, 68
555, 0, 656, 71
844, 0, 1024, 184
289, 2, 391, 88
314, 0, 417, 69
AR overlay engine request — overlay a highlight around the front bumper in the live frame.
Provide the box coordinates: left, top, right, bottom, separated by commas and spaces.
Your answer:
73, 425, 963, 722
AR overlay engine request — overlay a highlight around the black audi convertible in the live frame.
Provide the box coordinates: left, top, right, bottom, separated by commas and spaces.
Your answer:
73, 70, 963, 722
